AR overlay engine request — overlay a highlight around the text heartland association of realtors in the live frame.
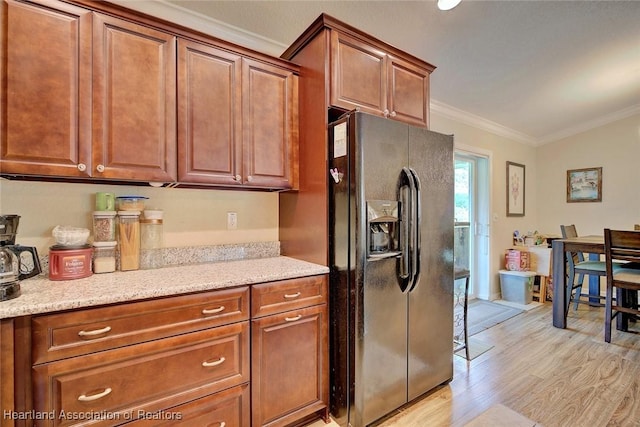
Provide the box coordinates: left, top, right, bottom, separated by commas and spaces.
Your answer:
3, 409, 183, 421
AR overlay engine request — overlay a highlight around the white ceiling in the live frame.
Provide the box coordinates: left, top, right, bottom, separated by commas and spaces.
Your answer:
116, 0, 640, 146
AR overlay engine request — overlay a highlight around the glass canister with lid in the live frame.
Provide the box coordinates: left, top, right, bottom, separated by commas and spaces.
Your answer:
118, 211, 141, 271
93, 241, 117, 273
93, 211, 117, 242
140, 210, 163, 269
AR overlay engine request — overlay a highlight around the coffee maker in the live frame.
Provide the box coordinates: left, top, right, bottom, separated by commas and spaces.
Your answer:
0, 215, 42, 301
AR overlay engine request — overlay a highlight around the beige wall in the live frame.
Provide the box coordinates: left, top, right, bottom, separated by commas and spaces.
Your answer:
0, 180, 279, 255
430, 111, 640, 299
2, 113, 637, 299
536, 113, 640, 235
430, 113, 540, 299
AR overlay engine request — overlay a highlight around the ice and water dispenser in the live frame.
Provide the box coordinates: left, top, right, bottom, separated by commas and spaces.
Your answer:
367, 200, 400, 258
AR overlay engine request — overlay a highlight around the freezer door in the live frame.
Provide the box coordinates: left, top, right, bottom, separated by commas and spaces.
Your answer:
407, 126, 454, 400
354, 113, 409, 426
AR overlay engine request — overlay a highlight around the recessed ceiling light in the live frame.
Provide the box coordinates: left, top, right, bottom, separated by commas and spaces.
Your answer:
438, 0, 462, 11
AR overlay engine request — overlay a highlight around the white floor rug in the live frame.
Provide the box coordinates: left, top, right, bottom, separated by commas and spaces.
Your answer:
454, 337, 494, 360
493, 299, 543, 311
468, 299, 523, 337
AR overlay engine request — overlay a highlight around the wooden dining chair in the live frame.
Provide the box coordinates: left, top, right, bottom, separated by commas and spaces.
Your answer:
604, 229, 640, 343
561, 224, 610, 311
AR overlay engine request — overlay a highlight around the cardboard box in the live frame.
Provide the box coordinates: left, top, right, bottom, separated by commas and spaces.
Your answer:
504, 249, 530, 271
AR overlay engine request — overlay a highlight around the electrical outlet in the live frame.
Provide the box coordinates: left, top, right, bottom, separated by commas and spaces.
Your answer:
227, 212, 237, 230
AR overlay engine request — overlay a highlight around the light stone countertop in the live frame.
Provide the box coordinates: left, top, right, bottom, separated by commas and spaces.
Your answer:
0, 256, 329, 320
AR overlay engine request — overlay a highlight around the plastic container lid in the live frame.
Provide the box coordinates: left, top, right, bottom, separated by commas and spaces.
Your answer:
143, 209, 163, 220
498, 270, 537, 276
50, 244, 92, 251
93, 241, 117, 248
117, 210, 141, 216
93, 211, 117, 217
116, 196, 149, 200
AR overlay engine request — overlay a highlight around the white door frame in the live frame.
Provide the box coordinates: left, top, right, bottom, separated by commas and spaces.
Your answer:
455, 143, 493, 300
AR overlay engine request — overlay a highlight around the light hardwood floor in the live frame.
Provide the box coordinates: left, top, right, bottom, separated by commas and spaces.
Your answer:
310, 302, 640, 427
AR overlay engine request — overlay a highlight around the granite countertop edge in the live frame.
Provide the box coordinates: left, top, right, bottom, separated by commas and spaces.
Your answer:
0, 256, 329, 320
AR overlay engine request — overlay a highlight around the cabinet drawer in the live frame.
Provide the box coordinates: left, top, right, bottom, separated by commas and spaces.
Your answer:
127, 383, 250, 426
251, 275, 327, 318
32, 286, 249, 364
33, 322, 249, 427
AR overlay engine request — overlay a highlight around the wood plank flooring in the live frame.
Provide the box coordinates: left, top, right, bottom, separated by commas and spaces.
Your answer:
310, 302, 640, 427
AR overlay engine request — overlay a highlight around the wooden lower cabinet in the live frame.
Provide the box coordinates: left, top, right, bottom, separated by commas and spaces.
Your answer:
2, 277, 329, 427
251, 278, 329, 427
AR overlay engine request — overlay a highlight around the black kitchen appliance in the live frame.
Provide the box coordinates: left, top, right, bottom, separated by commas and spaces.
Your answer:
328, 112, 454, 426
0, 215, 42, 301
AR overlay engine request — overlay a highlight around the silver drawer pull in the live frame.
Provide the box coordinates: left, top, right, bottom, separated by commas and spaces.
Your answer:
284, 292, 301, 299
285, 315, 302, 322
202, 356, 226, 367
202, 306, 225, 315
78, 387, 112, 402
208, 422, 226, 427
78, 326, 112, 337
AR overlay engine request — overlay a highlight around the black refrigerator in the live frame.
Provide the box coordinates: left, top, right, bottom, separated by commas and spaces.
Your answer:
328, 111, 454, 426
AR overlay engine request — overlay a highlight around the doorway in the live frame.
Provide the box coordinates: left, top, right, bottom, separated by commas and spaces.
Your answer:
454, 150, 490, 300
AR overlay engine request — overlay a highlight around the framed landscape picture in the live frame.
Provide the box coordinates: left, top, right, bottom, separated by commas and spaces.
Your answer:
567, 167, 602, 202
506, 161, 525, 217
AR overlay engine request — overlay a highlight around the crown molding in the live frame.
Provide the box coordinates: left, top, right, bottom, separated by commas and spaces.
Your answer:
430, 99, 537, 145
536, 104, 640, 145
108, 0, 287, 57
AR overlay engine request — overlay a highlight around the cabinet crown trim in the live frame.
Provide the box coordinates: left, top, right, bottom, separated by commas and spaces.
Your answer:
281, 13, 436, 73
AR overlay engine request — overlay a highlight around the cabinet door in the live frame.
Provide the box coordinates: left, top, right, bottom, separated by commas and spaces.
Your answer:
0, 0, 91, 177
242, 58, 298, 190
330, 31, 387, 115
252, 304, 328, 426
387, 55, 430, 127
92, 13, 177, 182
177, 39, 242, 186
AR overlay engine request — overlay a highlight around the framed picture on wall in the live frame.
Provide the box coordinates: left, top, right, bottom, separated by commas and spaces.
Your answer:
506, 161, 525, 217
567, 167, 602, 202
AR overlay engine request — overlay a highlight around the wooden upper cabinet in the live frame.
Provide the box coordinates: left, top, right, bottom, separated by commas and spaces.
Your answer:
242, 58, 298, 190
2, 0, 298, 190
92, 13, 177, 182
387, 55, 430, 127
330, 31, 387, 115
330, 31, 430, 127
177, 39, 242, 186
0, 0, 92, 177
178, 40, 298, 190
284, 14, 434, 128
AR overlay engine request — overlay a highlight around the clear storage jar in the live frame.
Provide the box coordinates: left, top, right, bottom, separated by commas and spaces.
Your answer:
93, 211, 117, 242
93, 241, 117, 273
118, 211, 140, 271
140, 219, 163, 269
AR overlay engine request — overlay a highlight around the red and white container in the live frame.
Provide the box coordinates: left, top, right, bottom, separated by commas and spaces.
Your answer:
49, 245, 93, 280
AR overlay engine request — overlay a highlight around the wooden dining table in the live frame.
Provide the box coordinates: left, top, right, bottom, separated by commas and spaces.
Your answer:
552, 235, 604, 328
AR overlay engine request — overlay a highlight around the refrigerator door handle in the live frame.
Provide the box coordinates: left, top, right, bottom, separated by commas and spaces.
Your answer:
407, 168, 422, 292
398, 167, 415, 292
